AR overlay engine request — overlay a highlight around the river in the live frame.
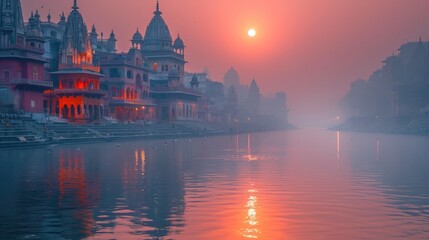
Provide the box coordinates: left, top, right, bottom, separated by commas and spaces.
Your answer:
0, 129, 428, 239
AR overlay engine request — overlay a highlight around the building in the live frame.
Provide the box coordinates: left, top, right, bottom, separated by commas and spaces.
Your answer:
98, 47, 156, 122
0, 0, 52, 114
247, 78, 260, 115
184, 71, 225, 121
139, 1, 200, 121
48, 0, 106, 122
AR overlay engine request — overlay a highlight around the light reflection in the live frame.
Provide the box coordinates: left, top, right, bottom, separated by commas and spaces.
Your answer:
58, 152, 95, 237
336, 131, 340, 168
376, 138, 380, 161
244, 134, 259, 161
240, 188, 260, 238
134, 149, 146, 175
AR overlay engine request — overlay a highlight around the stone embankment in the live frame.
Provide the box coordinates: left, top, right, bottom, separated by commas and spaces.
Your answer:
0, 117, 293, 149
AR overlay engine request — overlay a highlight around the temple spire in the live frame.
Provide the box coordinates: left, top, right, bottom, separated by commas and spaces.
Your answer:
72, 0, 79, 10
154, 0, 161, 14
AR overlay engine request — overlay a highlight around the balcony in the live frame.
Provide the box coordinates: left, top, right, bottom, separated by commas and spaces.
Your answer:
109, 98, 155, 106
151, 86, 201, 96
0, 78, 53, 88
59, 63, 101, 73
54, 88, 107, 97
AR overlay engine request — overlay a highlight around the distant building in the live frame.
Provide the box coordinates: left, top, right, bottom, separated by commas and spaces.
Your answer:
0, 0, 52, 114
225, 86, 238, 122
223, 67, 240, 91
342, 38, 429, 119
90, 25, 117, 55
247, 78, 260, 115
184, 71, 225, 121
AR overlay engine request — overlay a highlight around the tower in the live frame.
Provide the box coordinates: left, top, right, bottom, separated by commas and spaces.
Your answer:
0, 0, 25, 47
107, 30, 116, 53
51, 0, 105, 122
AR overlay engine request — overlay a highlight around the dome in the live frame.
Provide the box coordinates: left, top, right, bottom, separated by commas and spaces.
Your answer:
173, 35, 185, 48
223, 67, 240, 86
142, 1, 172, 50
132, 29, 143, 41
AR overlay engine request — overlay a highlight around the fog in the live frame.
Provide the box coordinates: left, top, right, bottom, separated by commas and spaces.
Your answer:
22, 0, 429, 127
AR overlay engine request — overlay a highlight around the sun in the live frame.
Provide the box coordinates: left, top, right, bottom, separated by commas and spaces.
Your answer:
248, 28, 256, 37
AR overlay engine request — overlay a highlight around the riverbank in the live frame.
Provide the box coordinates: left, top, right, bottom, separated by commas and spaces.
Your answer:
330, 115, 429, 135
0, 120, 296, 150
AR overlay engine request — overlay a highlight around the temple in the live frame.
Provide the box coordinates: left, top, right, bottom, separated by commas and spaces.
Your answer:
47, 0, 105, 122
139, 1, 200, 121
0, 0, 288, 126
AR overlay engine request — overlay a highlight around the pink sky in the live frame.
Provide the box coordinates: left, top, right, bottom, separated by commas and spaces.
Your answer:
22, 0, 429, 125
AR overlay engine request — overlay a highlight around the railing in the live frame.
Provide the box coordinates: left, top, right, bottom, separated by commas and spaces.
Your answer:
59, 64, 100, 72
0, 78, 53, 87
109, 98, 155, 105
54, 89, 107, 95
0, 44, 44, 53
151, 86, 201, 95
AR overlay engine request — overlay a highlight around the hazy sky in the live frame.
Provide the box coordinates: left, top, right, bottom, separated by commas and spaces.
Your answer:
22, 0, 429, 125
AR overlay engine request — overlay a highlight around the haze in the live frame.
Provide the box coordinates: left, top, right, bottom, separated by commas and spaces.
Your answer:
22, 0, 429, 126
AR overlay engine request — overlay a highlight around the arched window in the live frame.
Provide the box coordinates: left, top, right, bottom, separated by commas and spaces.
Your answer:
126, 88, 130, 99
127, 70, 133, 79
136, 74, 142, 88
111, 87, 117, 97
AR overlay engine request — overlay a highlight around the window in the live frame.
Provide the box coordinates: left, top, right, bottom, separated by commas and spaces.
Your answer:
109, 68, 120, 78
32, 67, 39, 80
3, 70, 11, 80
165, 65, 169, 71
6, 0, 11, 9
127, 70, 133, 79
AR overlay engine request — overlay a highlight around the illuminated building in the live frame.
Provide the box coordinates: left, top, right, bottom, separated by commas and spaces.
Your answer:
49, 0, 106, 122
97, 43, 156, 122
0, 0, 52, 113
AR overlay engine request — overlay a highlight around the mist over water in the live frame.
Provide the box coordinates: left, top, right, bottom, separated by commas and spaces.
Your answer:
0, 130, 428, 239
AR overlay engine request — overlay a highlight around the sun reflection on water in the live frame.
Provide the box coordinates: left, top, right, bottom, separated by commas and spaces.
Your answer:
240, 188, 260, 239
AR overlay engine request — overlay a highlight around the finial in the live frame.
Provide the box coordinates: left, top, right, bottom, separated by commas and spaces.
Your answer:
47, 10, 51, 22
419, 36, 422, 43
154, 0, 162, 14
73, 0, 78, 10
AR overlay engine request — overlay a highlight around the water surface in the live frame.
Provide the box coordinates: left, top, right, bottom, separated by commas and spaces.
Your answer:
0, 129, 428, 239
